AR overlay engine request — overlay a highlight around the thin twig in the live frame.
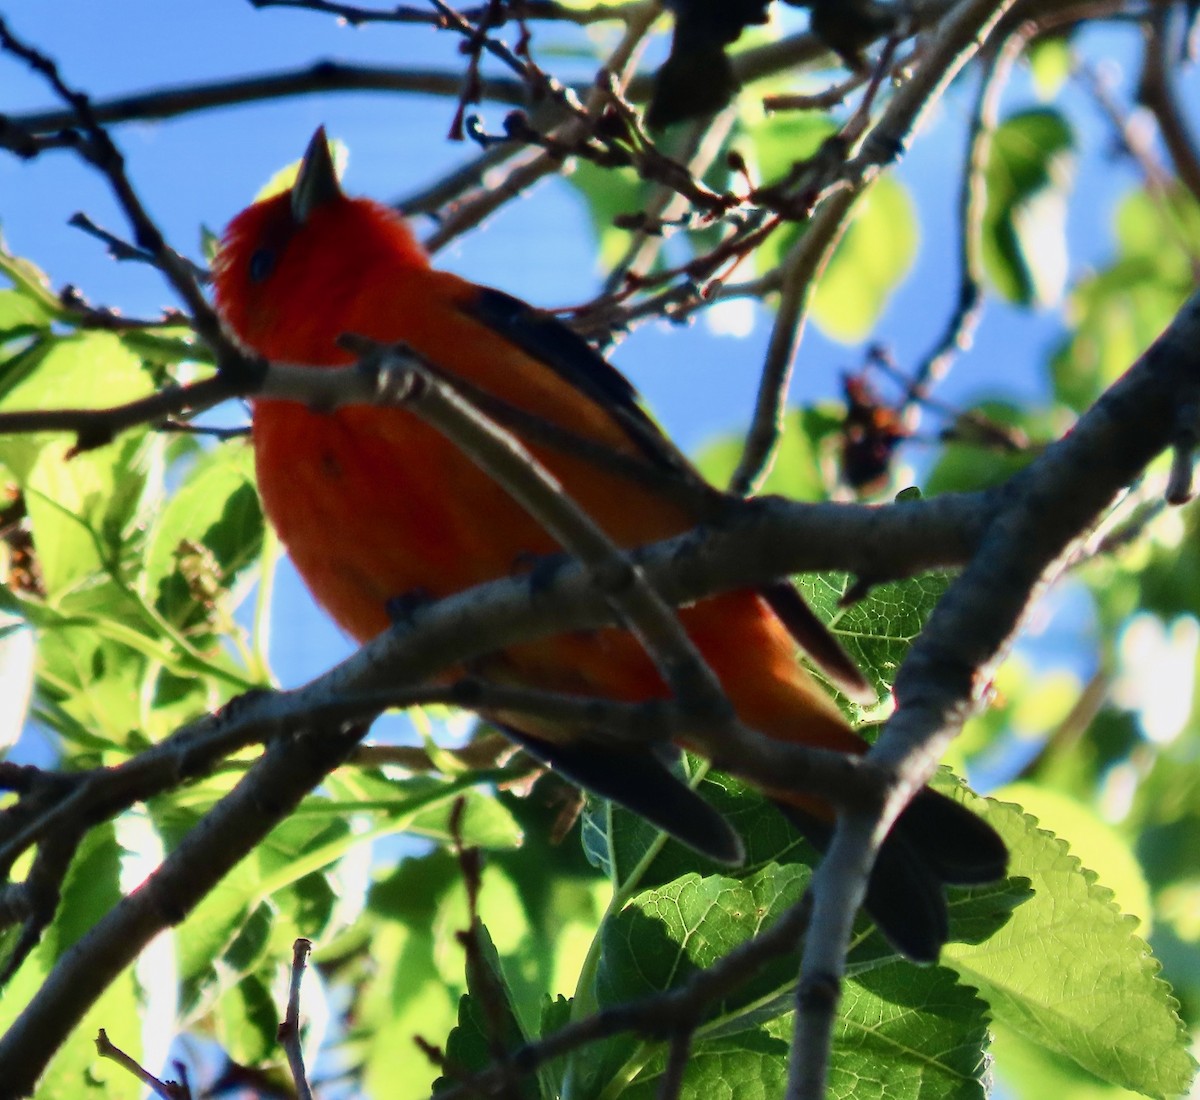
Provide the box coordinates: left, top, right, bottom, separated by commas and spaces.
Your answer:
0, 373, 243, 457
435, 894, 813, 1100
430, 0, 582, 138
250, 0, 633, 26
1082, 56, 1175, 193
1137, 5, 1200, 203
425, 1, 659, 252
904, 27, 1029, 429
449, 798, 523, 1085
94, 1029, 190, 1100
600, 111, 738, 296
1080, 53, 1200, 277
67, 213, 211, 282
277, 939, 315, 1100
729, 188, 858, 497
0, 19, 237, 364
7, 61, 529, 134
5, 4, 975, 141
762, 71, 869, 114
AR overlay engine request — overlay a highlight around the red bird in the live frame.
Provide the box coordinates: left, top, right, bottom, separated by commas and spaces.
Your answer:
214, 130, 1005, 961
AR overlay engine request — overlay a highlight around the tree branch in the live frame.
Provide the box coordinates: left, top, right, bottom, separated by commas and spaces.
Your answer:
730, 0, 1022, 496
1137, 5, 1200, 203
789, 285, 1200, 1098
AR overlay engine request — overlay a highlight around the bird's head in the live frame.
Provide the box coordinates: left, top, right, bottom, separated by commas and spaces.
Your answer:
212, 127, 428, 361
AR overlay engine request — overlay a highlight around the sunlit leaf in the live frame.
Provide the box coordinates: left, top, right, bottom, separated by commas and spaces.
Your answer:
143, 440, 262, 629
695, 405, 843, 501
982, 108, 1075, 307
1028, 37, 1073, 100
944, 797, 1196, 1096
999, 781, 1153, 927
566, 161, 647, 271
796, 570, 950, 700
812, 176, 919, 342
827, 963, 993, 1100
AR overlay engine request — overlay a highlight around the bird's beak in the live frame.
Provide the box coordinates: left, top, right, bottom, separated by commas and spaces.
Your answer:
292, 126, 342, 223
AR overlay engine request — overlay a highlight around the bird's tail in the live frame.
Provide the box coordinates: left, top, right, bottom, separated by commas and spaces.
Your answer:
500, 719, 1007, 962
775, 786, 1008, 961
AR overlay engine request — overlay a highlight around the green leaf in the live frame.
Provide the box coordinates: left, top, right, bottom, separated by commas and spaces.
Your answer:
581, 765, 816, 891
695, 406, 844, 501
369, 849, 462, 926
589, 864, 999, 1099
45, 822, 125, 959
215, 971, 280, 1066
1051, 186, 1199, 410
0, 233, 62, 325
941, 875, 1035, 950
573, 864, 807, 1099
1113, 184, 1200, 278
982, 108, 1075, 307
362, 946, 460, 1098
596, 866, 808, 1015
367, 974, 461, 1100
812, 176, 919, 342
24, 447, 120, 597
796, 571, 951, 702
143, 440, 263, 628
434, 921, 538, 1097
24, 976, 142, 1100
0, 332, 159, 596
622, 1028, 790, 1100
363, 855, 533, 1099
160, 801, 360, 1011
1052, 259, 1180, 411
827, 963, 993, 1100
224, 899, 276, 976
746, 113, 839, 190
32, 617, 150, 745
1028, 37, 1073, 100
0, 826, 141, 1099
566, 161, 647, 271
0, 822, 124, 985
943, 798, 1197, 1097
990, 1021, 1150, 1100
536, 994, 575, 1099
0, 331, 151, 425
0, 290, 54, 340
999, 782, 1152, 927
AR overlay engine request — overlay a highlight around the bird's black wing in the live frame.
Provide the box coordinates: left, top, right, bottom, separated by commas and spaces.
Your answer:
761, 582, 874, 703
465, 286, 704, 482
497, 723, 745, 866
464, 286, 872, 700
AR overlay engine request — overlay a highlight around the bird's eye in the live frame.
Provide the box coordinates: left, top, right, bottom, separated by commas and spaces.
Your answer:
248, 248, 275, 283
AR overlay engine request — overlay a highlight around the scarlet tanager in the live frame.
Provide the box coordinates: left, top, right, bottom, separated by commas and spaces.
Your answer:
214, 130, 1005, 961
